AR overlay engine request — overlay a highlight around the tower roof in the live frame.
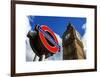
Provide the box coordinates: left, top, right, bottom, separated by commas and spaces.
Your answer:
67, 22, 74, 30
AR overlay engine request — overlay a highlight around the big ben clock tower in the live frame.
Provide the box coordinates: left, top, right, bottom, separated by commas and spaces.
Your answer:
62, 22, 86, 60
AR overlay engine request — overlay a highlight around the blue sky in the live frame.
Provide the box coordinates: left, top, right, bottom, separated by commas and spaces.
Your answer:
28, 16, 86, 38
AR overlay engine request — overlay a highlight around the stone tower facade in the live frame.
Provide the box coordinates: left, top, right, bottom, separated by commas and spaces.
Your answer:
62, 22, 86, 60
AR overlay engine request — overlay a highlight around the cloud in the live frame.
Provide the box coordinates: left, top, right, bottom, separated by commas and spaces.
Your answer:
26, 39, 35, 61
82, 23, 86, 30
26, 18, 34, 61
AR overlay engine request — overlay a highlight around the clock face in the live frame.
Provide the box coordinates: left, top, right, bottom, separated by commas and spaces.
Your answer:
65, 33, 70, 40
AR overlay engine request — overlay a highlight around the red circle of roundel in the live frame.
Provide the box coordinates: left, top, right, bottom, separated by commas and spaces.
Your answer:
39, 25, 59, 54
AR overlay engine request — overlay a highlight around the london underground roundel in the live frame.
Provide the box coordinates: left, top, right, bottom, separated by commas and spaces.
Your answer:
39, 25, 60, 54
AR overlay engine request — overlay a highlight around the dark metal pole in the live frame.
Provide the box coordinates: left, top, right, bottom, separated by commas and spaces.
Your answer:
33, 54, 37, 61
